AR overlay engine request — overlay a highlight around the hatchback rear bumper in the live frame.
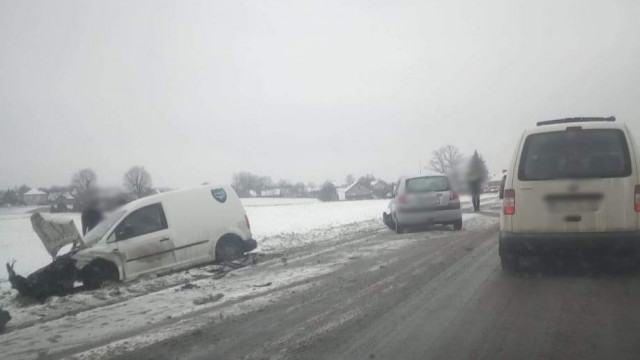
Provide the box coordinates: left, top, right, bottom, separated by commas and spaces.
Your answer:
500, 231, 640, 255
396, 208, 461, 226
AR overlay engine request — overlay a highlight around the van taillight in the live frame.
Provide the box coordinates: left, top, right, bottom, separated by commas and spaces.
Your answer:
635, 186, 640, 212
245, 214, 251, 229
450, 191, 459, 201
398, 194, 408, 204
503, 189, 516, 215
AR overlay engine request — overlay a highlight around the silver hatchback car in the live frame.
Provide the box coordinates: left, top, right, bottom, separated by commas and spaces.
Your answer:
384, 172, 463, 234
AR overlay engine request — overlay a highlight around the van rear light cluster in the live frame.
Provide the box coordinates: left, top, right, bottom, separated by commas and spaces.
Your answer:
635, 185, 640, 212
503, 189, 516, 215
450, 191, 459, 201
398, 194, 408, 204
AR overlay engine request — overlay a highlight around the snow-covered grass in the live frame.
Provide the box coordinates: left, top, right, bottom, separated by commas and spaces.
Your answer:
245, 199, 389, 239
241, 197, 319, 207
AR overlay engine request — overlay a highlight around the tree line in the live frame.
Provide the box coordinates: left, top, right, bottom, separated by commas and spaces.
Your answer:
0, 165, 155, 206
231, 172, 315, 198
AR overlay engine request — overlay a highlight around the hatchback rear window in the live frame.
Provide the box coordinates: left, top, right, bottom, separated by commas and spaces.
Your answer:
405, 176, 450, 193
518, 129, 632, 181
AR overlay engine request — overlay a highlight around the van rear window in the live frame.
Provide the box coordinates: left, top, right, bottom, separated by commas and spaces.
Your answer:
518, 129, 632, 181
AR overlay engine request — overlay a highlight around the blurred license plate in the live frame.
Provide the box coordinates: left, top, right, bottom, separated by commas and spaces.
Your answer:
548, 200, 599, 213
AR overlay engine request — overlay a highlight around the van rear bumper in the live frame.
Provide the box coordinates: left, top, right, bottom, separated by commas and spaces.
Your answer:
500, 231, 640, 255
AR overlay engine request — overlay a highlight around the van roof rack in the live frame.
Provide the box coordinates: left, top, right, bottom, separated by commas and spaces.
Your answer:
536, 116, 615, 127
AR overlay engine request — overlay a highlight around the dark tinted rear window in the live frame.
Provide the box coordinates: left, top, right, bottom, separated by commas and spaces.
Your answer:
405, 176, 450, 193
518, 129, 632, 181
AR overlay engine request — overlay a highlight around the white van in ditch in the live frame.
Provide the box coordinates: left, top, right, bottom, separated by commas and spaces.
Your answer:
72, 185, 256, 287
499, 117, 640, 271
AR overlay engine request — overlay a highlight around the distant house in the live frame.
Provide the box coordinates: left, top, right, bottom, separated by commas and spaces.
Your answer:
47, 192, 74, 205
336, 182, 373, 201
23, 189, 47, 206
261, 188, 281, 197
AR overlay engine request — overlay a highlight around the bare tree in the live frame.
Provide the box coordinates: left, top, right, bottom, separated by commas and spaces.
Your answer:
346, 174, 355, 185
123, 166, 153, 198
429, 145, 463, 175
71, 168, 97, 194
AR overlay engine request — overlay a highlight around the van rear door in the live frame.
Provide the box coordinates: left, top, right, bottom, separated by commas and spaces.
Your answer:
512, 128, 637, 233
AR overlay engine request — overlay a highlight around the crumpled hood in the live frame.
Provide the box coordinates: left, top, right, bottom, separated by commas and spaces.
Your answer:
30, 212, 83, 258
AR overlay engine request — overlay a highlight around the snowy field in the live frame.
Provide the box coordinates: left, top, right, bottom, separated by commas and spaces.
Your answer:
0, 195, 495, 281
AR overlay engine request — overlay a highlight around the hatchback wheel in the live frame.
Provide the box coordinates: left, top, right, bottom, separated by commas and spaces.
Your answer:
393, 213, 404, 234
453, 218, 463, 231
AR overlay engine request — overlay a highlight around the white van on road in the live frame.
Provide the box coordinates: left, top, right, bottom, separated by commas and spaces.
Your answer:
72, 185, 256, 287
499, 117, 640, 271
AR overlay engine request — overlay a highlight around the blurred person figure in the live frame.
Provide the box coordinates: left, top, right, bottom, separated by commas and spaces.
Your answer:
81, 199, 103, 235
468, 174, 482, 212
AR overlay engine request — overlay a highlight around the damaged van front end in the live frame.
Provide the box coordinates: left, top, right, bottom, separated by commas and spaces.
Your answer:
6, 212, 123, 300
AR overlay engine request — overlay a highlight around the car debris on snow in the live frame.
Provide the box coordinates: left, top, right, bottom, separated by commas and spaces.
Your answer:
193, 293, 224, 305
0, 307, 10, 331
251, 282, 272, 288
177, 283, 201, 291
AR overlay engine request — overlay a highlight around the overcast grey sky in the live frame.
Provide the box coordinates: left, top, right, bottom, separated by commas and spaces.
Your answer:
1, 0, 639, 189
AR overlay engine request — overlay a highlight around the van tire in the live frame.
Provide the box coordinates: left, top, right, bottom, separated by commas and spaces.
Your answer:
499, 241, 520, 272
453, 218, 463, 231
215, 234, 245, 263
80, 259, 119, 290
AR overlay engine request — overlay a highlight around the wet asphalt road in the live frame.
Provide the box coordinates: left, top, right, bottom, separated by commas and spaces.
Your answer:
117, 222, 640, 360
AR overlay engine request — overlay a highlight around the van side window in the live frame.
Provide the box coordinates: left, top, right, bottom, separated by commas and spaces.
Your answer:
112, 203, 168, 242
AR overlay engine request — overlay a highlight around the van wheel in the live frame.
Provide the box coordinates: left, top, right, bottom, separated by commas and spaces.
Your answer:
499, 242, 519, 272
453, 218, 463, 231
215, 235, 245, 263
80, 259, 119, 290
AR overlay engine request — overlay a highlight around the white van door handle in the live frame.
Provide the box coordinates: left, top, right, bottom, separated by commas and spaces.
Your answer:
159, 237, 171, 242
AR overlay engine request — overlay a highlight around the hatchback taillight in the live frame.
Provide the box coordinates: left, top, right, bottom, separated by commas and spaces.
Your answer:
503, 189, 516, 215
245, 214, 251, 229
635, 185, 640, 212
450, 191, 459, 201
